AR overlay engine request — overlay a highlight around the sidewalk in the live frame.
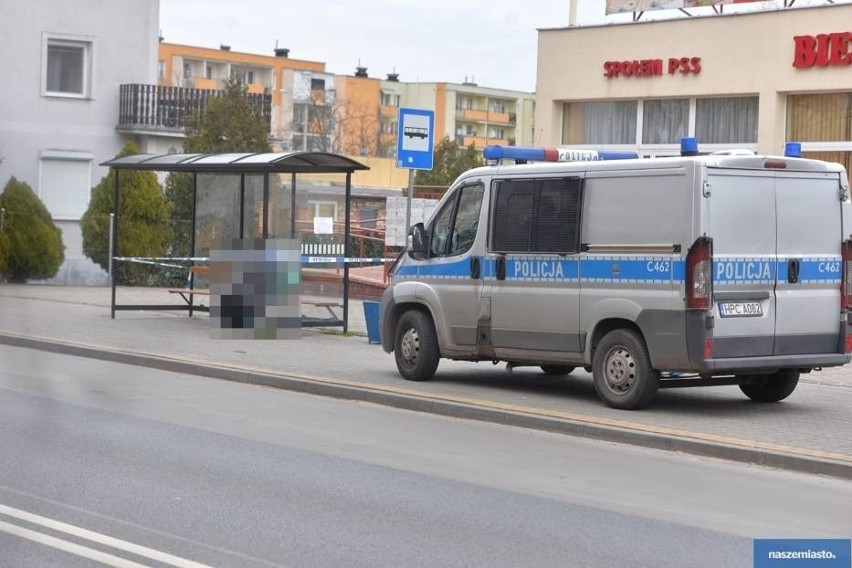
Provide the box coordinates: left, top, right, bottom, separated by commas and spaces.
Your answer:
1, 283, 851, 479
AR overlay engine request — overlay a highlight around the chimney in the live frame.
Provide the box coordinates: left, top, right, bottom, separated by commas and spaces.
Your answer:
274, 47, 290, 58
355, 66, 368, 78
386, 72, 399, 82
220, 44, 231, 51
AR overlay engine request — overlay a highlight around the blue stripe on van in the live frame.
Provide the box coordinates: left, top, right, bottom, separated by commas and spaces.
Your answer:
393, 255, 841, 285
503, 258, 579, 281
786, 257, 842, 284
714, 258, 776, 285
580, 257, 679, 283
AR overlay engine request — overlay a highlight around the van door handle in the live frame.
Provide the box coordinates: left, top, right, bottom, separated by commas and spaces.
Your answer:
496, 256, 506, 281
470, 256, 481, 279
787, 258, 800, 284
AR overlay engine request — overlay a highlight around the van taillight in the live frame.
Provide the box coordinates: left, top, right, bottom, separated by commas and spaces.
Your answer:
842, 240, 852, 310
687, 237, 713, 311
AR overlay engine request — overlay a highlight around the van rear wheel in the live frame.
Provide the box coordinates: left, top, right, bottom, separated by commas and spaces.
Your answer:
738, 371, 800, 402
541, 365, 575, 376
592, 329, 660, 410
394, 309, 439, 382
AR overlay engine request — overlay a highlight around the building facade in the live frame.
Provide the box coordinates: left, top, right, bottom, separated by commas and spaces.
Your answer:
157, 42, 326, 149
160, 43, 538, 162
536, 4, 852, 184
0, 0, 160, 283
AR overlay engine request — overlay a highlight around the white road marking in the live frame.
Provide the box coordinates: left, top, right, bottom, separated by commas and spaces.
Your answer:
0, 520, 149, 568
0, 503, 213, 567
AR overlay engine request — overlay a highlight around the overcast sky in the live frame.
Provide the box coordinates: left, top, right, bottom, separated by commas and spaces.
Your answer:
158, 0, 843, 93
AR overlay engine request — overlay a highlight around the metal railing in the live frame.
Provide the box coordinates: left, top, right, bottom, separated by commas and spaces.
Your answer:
117, 84, 272, 133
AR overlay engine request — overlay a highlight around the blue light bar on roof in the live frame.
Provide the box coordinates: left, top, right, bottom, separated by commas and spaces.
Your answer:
680, 137, 699, 156
784, 142, 802, 158
483, 145, 638, 163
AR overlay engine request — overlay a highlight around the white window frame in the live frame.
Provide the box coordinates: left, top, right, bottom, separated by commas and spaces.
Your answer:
309, 200, 338, 221
42, 32, 95, 99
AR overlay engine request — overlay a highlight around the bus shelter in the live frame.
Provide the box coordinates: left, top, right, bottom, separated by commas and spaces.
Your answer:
101, 151, 369, 333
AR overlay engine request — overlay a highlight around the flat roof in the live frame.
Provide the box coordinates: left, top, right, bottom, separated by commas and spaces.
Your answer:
101, 151, 370, 174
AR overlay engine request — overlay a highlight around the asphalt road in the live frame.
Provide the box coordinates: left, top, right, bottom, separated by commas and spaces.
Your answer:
1, 345, 850, 567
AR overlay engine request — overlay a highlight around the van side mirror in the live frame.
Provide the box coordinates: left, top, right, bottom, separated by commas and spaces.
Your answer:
408, 223, 427, 260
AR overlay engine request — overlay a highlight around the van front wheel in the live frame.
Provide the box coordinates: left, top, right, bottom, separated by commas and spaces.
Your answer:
394, 310, 439, 382
592, 329, 660, 410
738, 371, 799, 402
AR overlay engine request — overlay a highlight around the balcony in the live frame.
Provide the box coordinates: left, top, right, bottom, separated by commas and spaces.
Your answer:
455, 108, 513, 124
117, 84, 272, 135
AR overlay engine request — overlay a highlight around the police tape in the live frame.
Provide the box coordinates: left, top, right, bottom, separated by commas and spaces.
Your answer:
301, 256, 396, 264
112, 256, 395, 267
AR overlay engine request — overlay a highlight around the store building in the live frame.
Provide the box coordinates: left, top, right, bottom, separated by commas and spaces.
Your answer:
536, 3, 852, 183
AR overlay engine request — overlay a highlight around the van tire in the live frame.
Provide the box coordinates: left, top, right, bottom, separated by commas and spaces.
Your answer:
394, 309, 439, 382
541, 365, 575, 376
592, 329, 660, 410
738, 371, 800, 402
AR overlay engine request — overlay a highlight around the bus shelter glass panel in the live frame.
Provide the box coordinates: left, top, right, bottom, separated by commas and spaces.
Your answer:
194, 173, 240, 257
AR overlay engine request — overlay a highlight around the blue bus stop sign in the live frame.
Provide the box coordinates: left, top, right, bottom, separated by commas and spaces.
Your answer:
396, 107, 435, 170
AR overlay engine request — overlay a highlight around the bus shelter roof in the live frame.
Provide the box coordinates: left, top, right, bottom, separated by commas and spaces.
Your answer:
101, 151, 369, 174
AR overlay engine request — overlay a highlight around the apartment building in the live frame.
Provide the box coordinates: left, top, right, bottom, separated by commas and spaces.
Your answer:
157, 42, 327, 149
335, 69, 538, 158
159, 42, 537, 159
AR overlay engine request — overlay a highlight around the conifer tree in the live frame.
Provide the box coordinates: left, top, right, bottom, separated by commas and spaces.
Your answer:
81, 142, 173, 284
0, 177, 65, 282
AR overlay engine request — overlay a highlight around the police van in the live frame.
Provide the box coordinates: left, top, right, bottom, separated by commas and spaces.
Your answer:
379, 140, 852, 409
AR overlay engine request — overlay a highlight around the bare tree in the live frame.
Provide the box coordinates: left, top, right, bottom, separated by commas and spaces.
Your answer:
291, 90, 385, 157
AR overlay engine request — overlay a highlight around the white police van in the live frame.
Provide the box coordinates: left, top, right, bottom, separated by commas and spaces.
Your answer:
379, 140, 852, 409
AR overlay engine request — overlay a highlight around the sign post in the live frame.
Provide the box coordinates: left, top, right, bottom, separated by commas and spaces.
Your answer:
396, 107, 435, 233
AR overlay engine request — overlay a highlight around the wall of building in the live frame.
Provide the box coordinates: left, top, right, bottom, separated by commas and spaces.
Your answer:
158, 43, 326, 144
536, 4, 852, 155
0, 0, 160, 284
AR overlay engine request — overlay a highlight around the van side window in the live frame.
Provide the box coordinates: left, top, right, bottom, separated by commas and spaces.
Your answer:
429, 183, 485, 257
490, 177, 583, 254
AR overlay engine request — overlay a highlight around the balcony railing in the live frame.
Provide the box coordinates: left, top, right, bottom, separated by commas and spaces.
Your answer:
118, 84, 272, 134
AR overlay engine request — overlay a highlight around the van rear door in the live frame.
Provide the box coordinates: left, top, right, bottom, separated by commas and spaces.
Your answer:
774, 171, 843, 355
707, 170, 778, 357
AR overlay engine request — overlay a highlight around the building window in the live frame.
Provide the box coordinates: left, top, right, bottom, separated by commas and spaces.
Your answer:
309, 201, 337, 220
695, 97, 758, 144
381, 92, 400, 107
205, 65, 212, 79
642, 99, 688, 144
788, 93, 852, 187
43, 35, 92, 98
311, 78, 325, 91
39, 153, 92, 220
787, 93, 852, 142
562, 101, 637, 144
158, 60, 164, 79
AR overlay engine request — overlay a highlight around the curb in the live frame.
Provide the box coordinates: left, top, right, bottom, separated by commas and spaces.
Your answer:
2, 331, 850, 481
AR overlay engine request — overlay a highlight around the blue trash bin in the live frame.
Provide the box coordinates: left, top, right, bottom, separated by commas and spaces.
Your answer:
362, 300, 381, 344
